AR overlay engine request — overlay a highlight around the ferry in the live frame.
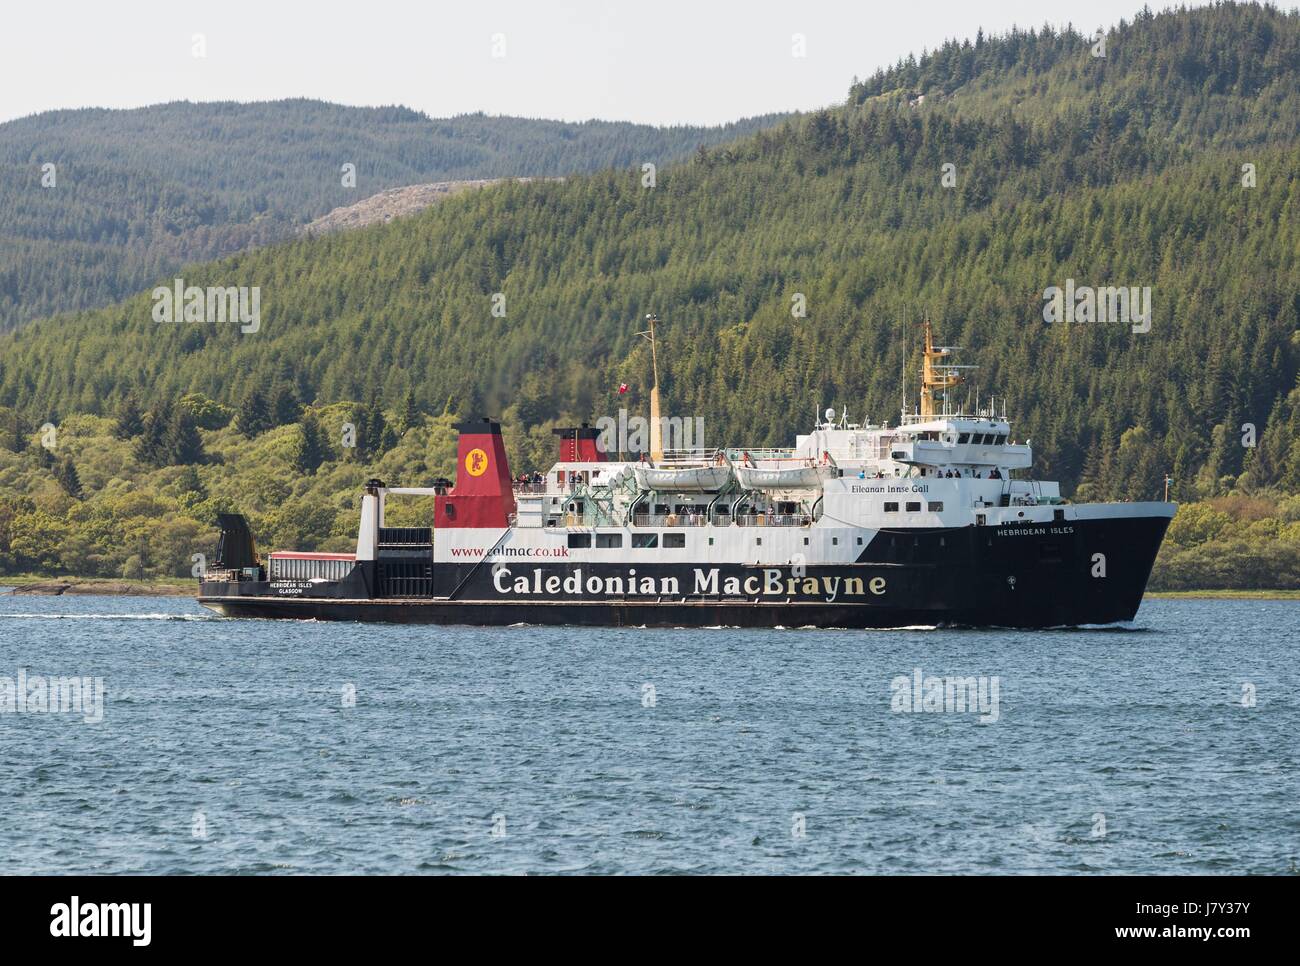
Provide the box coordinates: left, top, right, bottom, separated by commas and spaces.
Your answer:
197, 321, 1174, 627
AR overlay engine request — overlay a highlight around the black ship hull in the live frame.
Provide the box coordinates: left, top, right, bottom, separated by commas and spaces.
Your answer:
197, 596, 1142, 629
197, 514, 1170, 629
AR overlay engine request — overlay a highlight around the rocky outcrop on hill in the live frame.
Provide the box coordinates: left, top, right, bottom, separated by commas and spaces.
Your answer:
300, 178, 558, 236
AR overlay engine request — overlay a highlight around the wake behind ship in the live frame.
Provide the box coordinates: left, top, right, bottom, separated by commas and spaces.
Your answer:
198, 322, 1173, 628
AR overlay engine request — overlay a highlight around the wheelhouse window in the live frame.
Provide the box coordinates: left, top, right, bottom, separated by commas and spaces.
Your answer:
958, 433, 970, 444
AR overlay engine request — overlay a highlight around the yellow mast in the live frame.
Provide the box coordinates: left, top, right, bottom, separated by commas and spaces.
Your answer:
643, 314, 663, 461
919, 319, 963, 418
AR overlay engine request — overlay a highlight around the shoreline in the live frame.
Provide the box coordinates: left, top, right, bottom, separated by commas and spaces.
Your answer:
1144, 589, 1300, 600
0, 577, 193, 597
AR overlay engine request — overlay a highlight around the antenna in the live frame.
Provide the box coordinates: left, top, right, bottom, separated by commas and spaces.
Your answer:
900, 314, 907, 418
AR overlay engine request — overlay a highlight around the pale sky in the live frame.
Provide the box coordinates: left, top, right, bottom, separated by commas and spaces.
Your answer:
0, 0, 1189, 126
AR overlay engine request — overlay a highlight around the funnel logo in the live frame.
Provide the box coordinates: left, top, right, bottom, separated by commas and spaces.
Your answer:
465, 448, 489, 477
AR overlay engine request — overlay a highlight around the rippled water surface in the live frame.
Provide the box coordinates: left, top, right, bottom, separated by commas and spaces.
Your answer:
0, 592, 1296, 874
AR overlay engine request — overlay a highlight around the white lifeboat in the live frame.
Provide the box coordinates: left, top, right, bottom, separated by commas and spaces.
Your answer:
733, 450, 836, 490
633, 450, 733, 492
633, 464, 733, 492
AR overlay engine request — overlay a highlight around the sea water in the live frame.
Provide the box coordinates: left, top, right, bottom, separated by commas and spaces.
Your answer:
0, 592, 1295, 874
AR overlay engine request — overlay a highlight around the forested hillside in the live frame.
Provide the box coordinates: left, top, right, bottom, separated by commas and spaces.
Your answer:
0, 3, 1298, 586
0, 101, 792, 329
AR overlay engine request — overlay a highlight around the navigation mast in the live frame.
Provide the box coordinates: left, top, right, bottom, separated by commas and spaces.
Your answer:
919, 319, 966, 418
640, 314, 664, 461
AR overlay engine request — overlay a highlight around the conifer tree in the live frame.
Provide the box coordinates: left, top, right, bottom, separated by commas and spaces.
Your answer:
401, 388, 421, 434
114, 393, 144, 439
294, 410, 329, 474
134, 405, 170, 467
270, 383, 301, 427
53, 457, 83, 498
176, 464, 206, 498
238, 387, 272, 438
164, 405, 205, 465
356, 391, 393, 461
35, 440, 56, 469
3, 411, 27, 453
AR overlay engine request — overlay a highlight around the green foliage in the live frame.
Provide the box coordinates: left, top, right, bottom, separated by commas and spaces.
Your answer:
0, 100, 793, 331
52, 457, 82, 499
1166, 502, 1233, 547
179, 392, 233, 430
401, 388, 421, 434
133, 405, 170, 467
113, 393, 144, 439
1151, 492, 1300, 590
0, 407, 461, 578
293, 410, 329, 475
237, 387, 272, 438
269, 383, 301, 427
352, 392, 396, 462
0, 5, 1298, 590
164, 406, 205, 465
2, 6, 1295, 510
2, 409, 28, 453
133, 400, 205, 467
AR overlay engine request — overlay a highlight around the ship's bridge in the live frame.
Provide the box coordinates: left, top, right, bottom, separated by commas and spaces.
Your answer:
889, 416, 1032, 471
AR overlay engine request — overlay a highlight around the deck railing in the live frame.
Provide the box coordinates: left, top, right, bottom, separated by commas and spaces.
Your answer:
732, 513, 810, 527
627, 513, 810, 528
632, 513, 710, 528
